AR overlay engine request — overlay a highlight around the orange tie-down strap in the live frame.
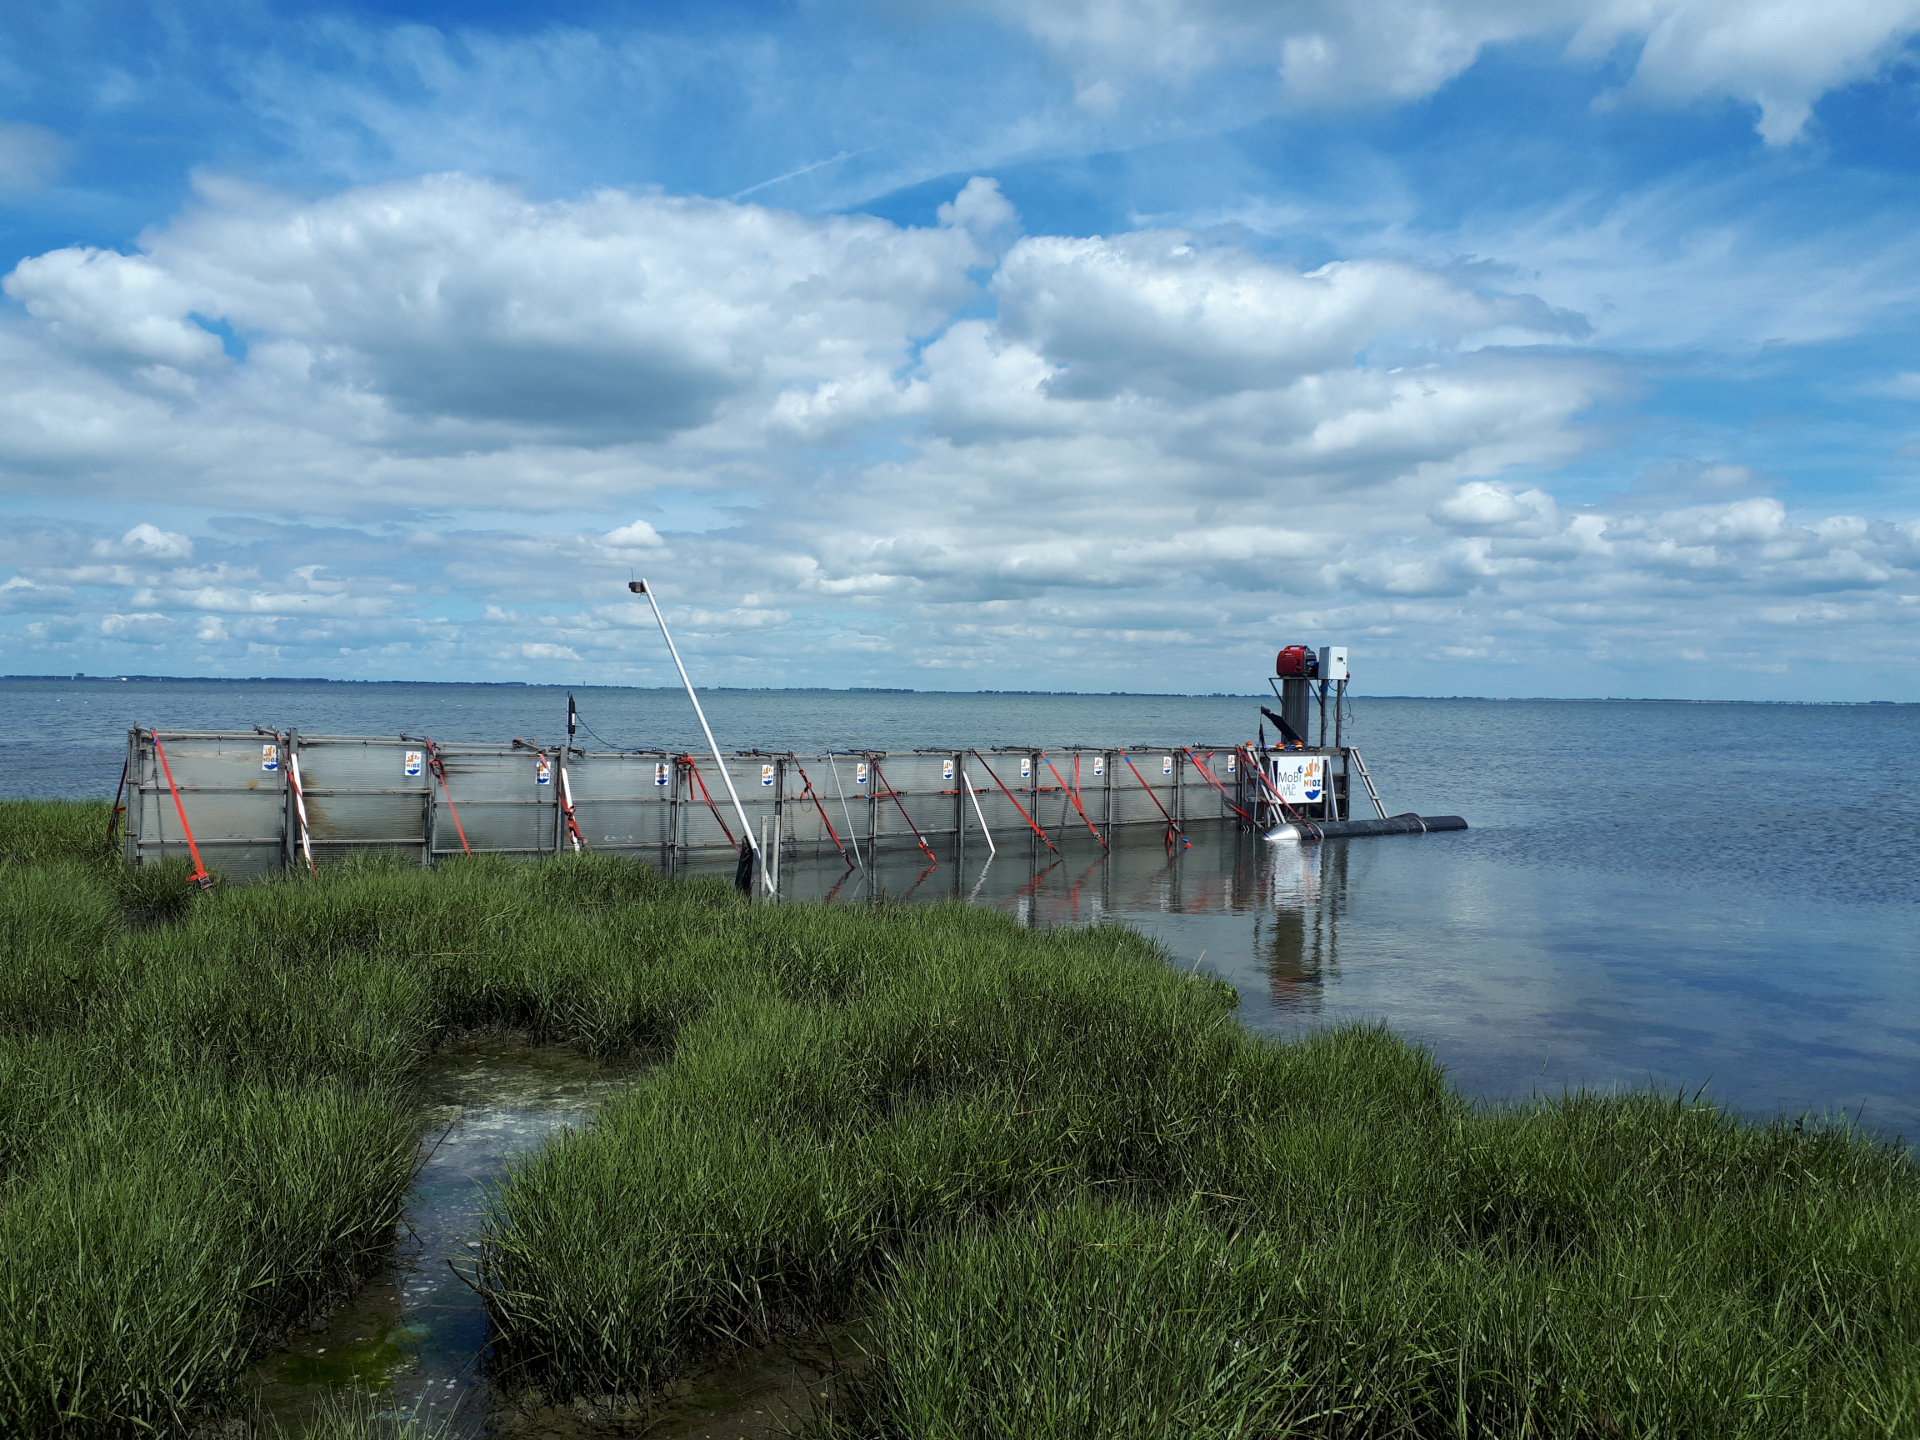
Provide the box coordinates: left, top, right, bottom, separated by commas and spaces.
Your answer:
787, 759, 849, 863
148, 730, 213, 890
1182, 748, 1255, 825
968, 751, 1060, 855
680, 756, 736, 847
1041, 753, 1106, 849
867, 757, 936, 865
408, 738, 472, 855
1121, 753, 1188, 851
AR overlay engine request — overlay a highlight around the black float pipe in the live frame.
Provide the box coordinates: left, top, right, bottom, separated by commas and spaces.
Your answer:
1268, 814, 1468, 842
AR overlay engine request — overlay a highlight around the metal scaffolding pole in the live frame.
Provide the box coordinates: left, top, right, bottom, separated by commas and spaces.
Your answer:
627, 579, 769, 894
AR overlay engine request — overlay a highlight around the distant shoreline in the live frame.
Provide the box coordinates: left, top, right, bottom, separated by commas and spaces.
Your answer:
1, 675, 1908, 705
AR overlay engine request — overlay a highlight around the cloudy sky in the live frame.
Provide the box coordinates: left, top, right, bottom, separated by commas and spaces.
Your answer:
2, 0, 1918, 697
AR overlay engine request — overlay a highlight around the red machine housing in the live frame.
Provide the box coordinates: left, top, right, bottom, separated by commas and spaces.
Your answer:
1275, 645, 1317, 677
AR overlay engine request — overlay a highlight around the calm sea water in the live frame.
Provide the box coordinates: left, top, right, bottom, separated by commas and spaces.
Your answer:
5, 677, 1917, 1136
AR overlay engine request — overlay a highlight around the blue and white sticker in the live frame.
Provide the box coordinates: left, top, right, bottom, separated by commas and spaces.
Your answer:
941, 758, 954, 781
1226, 754, 1236, 773
855, 762, 868, 786
1019, 757, 1031, 780
261, 744, 279, 773
654, 762, 670, 787
761, 763, 775, 788
1162, 756, 1174, 776
536, 756, 552, 785
1092, 756, 1104, 777
404, 750, 423, 778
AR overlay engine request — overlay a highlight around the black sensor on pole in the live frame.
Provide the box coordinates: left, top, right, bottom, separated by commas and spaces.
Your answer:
567, 693, 577, 742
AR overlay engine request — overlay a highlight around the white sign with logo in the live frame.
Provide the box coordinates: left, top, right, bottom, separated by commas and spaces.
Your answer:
1267, 755, 1326, 804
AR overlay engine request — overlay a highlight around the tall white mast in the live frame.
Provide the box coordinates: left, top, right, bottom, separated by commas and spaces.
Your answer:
628, 580, 768, 893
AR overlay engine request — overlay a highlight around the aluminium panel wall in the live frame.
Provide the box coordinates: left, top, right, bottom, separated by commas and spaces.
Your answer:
123, 730, 1257, 882
292, 736, 431, 861
564, 751, 675, 854
125, 730, 288, 883
428, 743, 557, 858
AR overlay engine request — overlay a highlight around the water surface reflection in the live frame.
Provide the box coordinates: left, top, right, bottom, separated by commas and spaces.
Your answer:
751, 820, 1920, 1140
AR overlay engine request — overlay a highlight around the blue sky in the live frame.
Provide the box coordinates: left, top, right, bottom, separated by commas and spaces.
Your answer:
2, 0, 1918, 697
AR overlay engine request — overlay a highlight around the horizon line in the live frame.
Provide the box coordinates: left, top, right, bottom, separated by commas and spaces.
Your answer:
2, 674, 1909, 705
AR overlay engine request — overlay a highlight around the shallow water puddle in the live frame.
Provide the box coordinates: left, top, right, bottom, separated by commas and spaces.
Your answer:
250, 1040, 642, 1437
489, 1327, 864, 1440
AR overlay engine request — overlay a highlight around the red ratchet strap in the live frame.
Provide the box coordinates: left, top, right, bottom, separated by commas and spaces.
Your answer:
1042, 753, 1107, 849
1183, 748, 1256, 825
1121, 754, 1187, 850
558, 757, 586, 852
284, 734, 318, 876
869, 757, 936, 866
680, 757, 736, 846
423, 740, 473, 855
1242, 744, 1308, 824
514, 739, 587, 852
968, 751, 1061, 855
148, 731, 213, 890
788, 760, 849, 862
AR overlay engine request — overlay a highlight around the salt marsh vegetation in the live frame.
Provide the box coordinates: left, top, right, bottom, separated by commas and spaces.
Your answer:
2, 798, 1916, 1437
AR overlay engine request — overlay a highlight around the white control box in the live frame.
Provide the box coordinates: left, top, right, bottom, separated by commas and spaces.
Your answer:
1319, 645, 1349, 681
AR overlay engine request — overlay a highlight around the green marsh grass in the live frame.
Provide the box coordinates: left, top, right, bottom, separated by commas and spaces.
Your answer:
3, 799, 1918, 1437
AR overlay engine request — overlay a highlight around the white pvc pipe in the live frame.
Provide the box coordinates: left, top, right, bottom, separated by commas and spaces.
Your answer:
961, 765, 996, 855
630, 580, 768, 894
559, 761, 581, 853
828, 753, 865, 873
288, 750, 316, 874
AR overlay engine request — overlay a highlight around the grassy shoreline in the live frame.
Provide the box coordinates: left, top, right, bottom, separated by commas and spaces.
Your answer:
2, 800, 1916, 1437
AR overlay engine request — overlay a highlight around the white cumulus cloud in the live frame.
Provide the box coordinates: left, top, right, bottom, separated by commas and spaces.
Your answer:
0, 171, 1912, 695
988, 0, 1920, 141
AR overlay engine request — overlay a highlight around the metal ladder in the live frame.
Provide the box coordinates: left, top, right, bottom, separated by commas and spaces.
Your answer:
1346, 746, 1390, 819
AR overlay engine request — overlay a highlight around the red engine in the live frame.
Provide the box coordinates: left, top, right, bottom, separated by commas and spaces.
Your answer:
1275, 645, 1317, 677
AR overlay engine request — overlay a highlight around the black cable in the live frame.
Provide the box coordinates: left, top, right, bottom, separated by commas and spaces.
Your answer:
571, 707, 647, 752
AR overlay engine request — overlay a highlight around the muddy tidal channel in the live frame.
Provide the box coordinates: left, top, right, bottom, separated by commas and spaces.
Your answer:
249, 1040, 850, 1438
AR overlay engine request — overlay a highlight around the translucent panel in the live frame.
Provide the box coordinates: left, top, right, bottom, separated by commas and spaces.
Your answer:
123, 731, 1272, 881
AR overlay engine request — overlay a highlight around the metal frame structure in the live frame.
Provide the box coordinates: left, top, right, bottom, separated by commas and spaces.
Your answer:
123, 729, 1302, 881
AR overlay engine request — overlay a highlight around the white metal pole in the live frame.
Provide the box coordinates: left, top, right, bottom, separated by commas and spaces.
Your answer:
961, 765, 996, 855
828, 753, 865, 874
288, 751, 316, 875
629, 580, 768, 892
559, 762, 581, 853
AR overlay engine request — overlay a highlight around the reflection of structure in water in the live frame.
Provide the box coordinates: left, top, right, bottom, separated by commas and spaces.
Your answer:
1260, 843, 1344, 1011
